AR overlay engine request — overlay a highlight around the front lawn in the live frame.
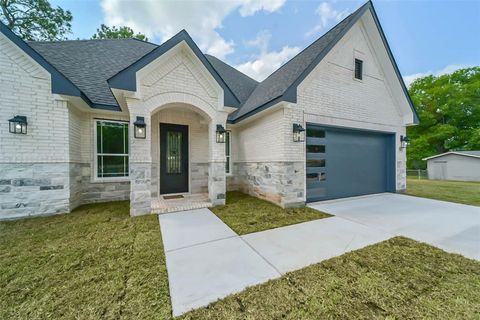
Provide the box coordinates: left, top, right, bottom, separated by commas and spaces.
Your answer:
0, 202, 171, 319
211, 191, 331, 235
2, 202, 479, 319
183, 237, 480, 319
407, 178, 480, 206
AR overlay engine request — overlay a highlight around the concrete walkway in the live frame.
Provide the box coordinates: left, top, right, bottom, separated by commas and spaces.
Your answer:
309, 193, 480, 260
159, 208, 389, 316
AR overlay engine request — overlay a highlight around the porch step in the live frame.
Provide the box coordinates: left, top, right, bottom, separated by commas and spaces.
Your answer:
152, 193, 212, 214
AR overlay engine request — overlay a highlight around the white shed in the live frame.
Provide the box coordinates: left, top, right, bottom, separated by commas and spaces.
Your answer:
423, 151, 480, 181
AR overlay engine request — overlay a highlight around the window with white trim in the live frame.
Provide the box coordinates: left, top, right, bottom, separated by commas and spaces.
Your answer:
225, 131, 231, 174
354, 58, 363, 80
96, 120, 129, 178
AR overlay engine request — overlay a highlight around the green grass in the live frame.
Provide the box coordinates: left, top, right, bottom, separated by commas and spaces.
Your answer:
2, 202, 479, 319
407, 178, 480, 206
0, 201, 171, 320
211, 191, 331, 235
183, 237, 480, 320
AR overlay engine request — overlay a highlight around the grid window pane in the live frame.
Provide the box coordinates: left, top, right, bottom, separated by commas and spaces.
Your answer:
97, 121, 129, 178
355, 59, 363, 80
167, 131, 182, 174
225, 131, 231, 174
98, 155, 129, 178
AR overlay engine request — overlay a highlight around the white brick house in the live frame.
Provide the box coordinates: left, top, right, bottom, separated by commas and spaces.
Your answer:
0, 2, 418, 219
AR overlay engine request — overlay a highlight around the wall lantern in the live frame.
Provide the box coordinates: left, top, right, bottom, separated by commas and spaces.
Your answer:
8, 115, 27, 134
216, 124, 226, 143
133, 116, 146, 139
400, 135, 410, 149
293, 123, 305, 142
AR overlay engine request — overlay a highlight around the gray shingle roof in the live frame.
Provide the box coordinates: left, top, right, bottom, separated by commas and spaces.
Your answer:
205, 54, 258, 104
24, 1, 414, 124
29, 39, 157, 107
28, 38, 254, 108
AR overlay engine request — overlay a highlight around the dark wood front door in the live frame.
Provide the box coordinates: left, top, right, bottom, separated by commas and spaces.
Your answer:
160, 123, 188, 194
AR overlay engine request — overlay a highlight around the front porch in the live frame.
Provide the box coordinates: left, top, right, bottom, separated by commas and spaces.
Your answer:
128, 100, 229, 216
152, 193, 211, 214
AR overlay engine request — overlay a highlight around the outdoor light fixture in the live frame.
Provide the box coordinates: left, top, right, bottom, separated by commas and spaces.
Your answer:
400, 135, 410, 149
293, 123, 305, 142
133, 116, 146, 139
8, 115, 27, 134
216, 124, 226, 143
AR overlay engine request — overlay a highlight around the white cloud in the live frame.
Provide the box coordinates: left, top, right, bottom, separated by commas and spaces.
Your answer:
306, 2, 349, 37
238, 0, 286, 16
100, 0, 286, 60
235, 30, 301, 81
403, 64, 473, 87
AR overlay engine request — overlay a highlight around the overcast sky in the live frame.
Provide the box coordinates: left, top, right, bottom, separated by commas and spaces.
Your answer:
52, 0, 480, 85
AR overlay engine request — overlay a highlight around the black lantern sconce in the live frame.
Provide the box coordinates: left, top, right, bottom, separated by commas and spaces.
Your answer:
133, 116, 146, 139
400, 135, 410, 149
9, 115, 27, 134
216, 124, 226, 143
293, 123, 305, 142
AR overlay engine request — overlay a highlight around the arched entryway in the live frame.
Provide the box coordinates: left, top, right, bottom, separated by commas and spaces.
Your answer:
127, 94, 229, 216
150, 103, 214, 213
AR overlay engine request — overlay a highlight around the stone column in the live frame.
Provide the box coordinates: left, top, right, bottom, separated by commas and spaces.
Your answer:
208, 113, 228, 205
127, 98, 152, 216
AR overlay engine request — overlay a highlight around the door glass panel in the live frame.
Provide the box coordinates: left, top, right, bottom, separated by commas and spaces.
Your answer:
306, 159, 326, 167
306, 145, 325, 153
167, 131, 182, 174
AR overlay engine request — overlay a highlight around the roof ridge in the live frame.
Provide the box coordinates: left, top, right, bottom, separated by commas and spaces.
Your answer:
27, 38, 145, 44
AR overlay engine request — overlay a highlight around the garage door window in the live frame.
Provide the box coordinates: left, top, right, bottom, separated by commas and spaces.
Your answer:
306, 159, 326, 167
307, 172, 326, 181
307, 128, 325, 138
306, 145, 325, 153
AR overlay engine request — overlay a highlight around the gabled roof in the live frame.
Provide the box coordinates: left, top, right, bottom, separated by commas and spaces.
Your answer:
108, 30, 241, 108
29, 39, 157, 110
423, 151, 480, 161
1, 0, 418, 121
0, 21, 81, 99
228, 1, 418, 123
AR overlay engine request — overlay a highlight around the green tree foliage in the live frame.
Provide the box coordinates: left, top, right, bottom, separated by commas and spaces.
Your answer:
407, 67, 480, 169
92, 24, 148, 41
0, 0, 72, 40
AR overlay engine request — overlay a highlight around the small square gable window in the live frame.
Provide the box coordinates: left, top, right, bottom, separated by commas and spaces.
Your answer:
354, 59, 363, 80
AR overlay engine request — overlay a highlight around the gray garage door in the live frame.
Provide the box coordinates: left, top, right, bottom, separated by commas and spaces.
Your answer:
306, 124, 395, 202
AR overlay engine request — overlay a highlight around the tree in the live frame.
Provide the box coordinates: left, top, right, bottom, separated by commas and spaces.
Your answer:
92, 24, 148, 41
0, 0, 72, 40
407, 67, 480, 169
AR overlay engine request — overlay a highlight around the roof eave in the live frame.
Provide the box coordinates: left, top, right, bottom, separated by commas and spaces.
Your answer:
423, 152, 480, 161
0, 21, 118, 111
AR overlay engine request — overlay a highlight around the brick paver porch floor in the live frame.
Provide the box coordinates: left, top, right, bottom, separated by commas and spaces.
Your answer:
152, 193, 212, 214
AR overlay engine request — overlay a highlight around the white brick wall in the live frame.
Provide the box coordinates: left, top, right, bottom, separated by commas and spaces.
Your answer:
0, 33, 72, 218
0, 33, 69, 163
297, 20, 408, 190
233, 107, 286, 162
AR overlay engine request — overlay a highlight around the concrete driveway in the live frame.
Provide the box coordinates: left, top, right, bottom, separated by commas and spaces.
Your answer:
309, 193, 480, 260
159, 207, 390, 316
